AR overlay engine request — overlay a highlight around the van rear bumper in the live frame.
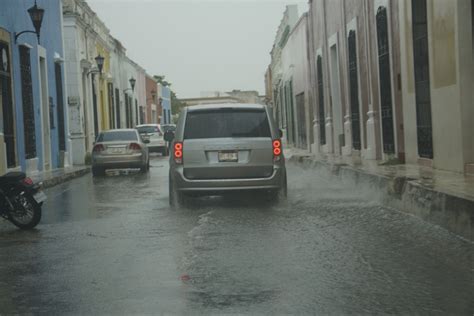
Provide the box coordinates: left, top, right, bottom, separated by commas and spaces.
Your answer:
172, 165, 285, 192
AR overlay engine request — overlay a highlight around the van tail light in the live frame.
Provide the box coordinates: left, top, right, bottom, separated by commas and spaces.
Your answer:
129, 143, 141, 151
174, 142, 183, 164
93, 144, 105, 153
273, 139, 282, 161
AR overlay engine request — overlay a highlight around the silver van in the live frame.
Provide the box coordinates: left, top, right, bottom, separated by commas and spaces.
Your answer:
166, 104, 287, 206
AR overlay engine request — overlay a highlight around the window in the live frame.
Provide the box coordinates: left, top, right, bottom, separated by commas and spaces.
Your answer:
97, 130, 138, 142
19, 45, 36, 159
137, 125, 161, 134
412, 0, 433, 158
296, 93, 307, 148
0, 40, 16, 167
376, 6, 395, 154
108, 83, 115, 129
55, 63, 66, 151
115, 88, 121, 128
184, 109, 271, 139
348, 30, 361, 150
317, 55, 326, 145
91, 75, 99, 138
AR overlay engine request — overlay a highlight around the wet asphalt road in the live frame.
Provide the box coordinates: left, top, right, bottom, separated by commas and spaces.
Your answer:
0, 155, 472, 315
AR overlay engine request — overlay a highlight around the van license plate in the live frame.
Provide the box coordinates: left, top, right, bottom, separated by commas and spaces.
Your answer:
218, 151, 238, 162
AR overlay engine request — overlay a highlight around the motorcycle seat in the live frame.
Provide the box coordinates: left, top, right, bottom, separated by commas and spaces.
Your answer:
0, 172, 26, 183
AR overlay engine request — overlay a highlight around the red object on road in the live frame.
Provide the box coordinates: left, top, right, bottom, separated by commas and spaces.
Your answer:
180, 274, 191, 281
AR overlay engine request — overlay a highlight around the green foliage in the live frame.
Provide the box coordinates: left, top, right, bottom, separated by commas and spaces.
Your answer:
154, 74, 186, 114
171, 90, 187, 114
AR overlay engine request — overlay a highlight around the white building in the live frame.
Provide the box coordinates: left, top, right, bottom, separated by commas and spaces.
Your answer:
63, 0, 115, 164
269, 5, 300, 143
399, 0, 474, 173
280, 13, 312, 150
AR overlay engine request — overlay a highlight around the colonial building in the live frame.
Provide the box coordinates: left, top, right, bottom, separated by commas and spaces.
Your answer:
398, 0, 474, 173
269, 5, 299, 143
280, 13, 312, 150
0, 0, 70, 175
267, 0, 473, 174
158, 84, 172, 125
63, 0, 114, 164
63, 0, 149, 164
145, 74, 160, 124
182, 90, 262, 107
306, 0, 404, 162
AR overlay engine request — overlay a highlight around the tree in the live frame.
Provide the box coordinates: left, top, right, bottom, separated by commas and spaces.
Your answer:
171, 90, 187, 114
154, 75, 186, 114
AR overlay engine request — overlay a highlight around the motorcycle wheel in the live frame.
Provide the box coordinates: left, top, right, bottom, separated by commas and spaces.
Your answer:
8, 193, 42, 230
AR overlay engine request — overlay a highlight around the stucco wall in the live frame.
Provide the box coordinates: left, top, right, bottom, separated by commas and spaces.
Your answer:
281, 14, 310, 150
0, 0, 68, 172
399, 0, 473, 172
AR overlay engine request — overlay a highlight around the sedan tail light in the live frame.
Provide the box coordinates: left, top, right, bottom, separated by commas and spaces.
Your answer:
129, 143, 141, 151
22, 177, 34, 186
93, 144, 105, 153
174, 142, 183, 164
273, 139, 282, 161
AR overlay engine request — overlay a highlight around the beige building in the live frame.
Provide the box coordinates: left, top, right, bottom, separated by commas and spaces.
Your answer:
398, 0, 473, 173
183, 90, 261, 106
307, 0, 404, 162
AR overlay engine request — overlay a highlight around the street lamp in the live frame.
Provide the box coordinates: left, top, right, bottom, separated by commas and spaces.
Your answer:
14, 0, 45, 44
129, 77, 136, 91
95, 54, 104, 73
124, 77, 136, 93
87, 54, 104, 76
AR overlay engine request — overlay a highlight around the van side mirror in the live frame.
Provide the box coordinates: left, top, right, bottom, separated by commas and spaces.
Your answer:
164, 130, 175, 142
278, 129, 283, 138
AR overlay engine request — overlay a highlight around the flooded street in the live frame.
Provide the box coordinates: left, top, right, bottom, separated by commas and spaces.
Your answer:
0, 155, 472, 314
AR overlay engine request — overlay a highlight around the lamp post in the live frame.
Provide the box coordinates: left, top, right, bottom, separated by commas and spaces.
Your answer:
14, 0, 45, 44
87, 54, 104, 76
124, 77, 136, 93
123, 77, 136, 127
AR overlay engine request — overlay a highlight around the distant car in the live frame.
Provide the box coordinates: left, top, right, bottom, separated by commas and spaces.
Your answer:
167, 104, 287, 206
136, 124, 168, 156
91, 129, 150, 176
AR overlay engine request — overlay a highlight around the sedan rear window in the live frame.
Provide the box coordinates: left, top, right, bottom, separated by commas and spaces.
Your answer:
184, 109, 271, 139
137, 126, 161, 134
97, 131, 138, 142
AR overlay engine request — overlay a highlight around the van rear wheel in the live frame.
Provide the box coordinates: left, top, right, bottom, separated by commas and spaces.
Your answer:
169, 176, 185, 207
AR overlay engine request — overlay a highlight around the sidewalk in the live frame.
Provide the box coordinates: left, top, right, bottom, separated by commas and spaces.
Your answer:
285, 147, 474, 241
29, 165, 90, 189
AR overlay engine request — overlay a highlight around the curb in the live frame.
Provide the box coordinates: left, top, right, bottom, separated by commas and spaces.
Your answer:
41, 167, 91, 189
289, 155, 473, 241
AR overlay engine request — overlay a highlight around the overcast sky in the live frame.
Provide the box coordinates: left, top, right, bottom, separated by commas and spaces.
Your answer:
86, 0, 308, 98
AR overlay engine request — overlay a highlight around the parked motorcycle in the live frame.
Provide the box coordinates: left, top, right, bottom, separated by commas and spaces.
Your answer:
0, 172, 45, 229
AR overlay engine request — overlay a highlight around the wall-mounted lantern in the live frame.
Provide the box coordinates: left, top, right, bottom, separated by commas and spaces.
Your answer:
87, 54, 104, 76
14, 1, 45, 44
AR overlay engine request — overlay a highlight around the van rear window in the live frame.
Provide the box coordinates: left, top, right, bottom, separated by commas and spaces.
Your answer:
184, 109, 271, 139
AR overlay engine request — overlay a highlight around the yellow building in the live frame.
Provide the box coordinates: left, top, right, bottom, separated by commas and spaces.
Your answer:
96, 43, 111, 131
